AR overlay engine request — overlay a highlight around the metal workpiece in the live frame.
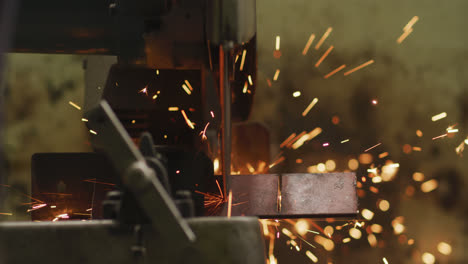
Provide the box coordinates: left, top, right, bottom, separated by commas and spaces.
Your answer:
84, 101, 195, 245
0, 217, 266, 264
219, 173, 357, 218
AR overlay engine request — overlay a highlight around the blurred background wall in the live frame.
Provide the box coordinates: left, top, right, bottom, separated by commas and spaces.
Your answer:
1, 0, 467, 263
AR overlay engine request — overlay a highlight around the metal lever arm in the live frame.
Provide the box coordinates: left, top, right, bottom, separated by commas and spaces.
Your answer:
84, 101, 195, 244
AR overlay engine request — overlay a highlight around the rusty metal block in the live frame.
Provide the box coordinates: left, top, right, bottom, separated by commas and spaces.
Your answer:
220, 173, 357, 218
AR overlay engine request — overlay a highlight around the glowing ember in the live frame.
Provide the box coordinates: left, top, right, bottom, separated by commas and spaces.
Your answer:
325, 160, 336, 171
89, 129, 97, 135
431, 112, 447, 122
81, 118, 88, 122
372, 176, 382, 183
324, 226, 334, 237
416, 130, 423, 137
348, 159, 359, 170
294, 219, 309, 236
324, 64, 346, 79
302, 34, 316, 55
349, 228, 362, 239
317, 163, 326, 172
361, 209, 374, 220
315, 27, 333, 50
368, 234, 377, 247
273, 69, 280, 81
379, 152, 389, 158
371, 224, 383, 233
342, 237, 351, 243
68, 101, 81, 110
302, 98, 319, 116
421, 252, 435, 264
292, 91, 301, 97
248, 75, 253, 85
315, 46, 334, 67
437, 242, 452, 255
341, 139, 350, 143
0, 213, 13, 216
306, 251, 318, 263
383, 257, 389, 264
372, 99, 378, 105
168, 107, 179, 111
378, 200, 390, 211
421, 179, 438, 193
322, 142, 329, 147
392, 217, 405, 234
412, 172, 424, 181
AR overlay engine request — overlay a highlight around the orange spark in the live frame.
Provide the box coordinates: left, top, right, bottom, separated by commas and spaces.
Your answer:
83, 179, 116, 186
269, 156, 285, 169
431, 112, 447, 122
240, 49, 247, 71
184, 80, 194, 91
432, 134, 447, 140
243, 81, 248, 94
273, 69, 280, 81
199, 122, 210, 140
344, 60, 375, 76
68, 101, 81, 110
168, 107, 179, 111
364, 142, 382, 152
27, 203, 47, 212
181, 110, 195, 129
315, 27, 333, 50
215, 179, 224, 198
227, 190, 233, 218
302, 34, 316, 55
397, 28, 413, 44
287, 131, 307, 148
302, 98, 319, 116
404, 16, 419, 32
275, 36, 280, 50
182, 84, 192, 95
280, 133, 297, 148
139, 86, 148, 95
315, 46, 334, 67
324, 64, 346, 79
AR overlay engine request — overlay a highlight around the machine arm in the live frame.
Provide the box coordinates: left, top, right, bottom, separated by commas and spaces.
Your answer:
84, 101, 196, 245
